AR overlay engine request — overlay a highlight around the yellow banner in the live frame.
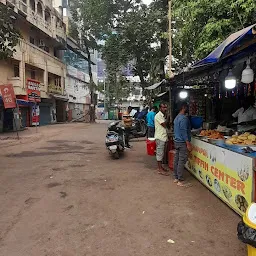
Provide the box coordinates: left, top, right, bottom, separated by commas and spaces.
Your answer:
187, 138, 254, 216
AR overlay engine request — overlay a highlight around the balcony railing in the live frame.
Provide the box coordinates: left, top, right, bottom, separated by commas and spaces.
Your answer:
7, 0, 16, 6
19, 0, 27, 14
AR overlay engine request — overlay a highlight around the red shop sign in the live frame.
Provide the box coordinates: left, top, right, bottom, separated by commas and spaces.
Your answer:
27, 79, 41, 102
0, 84, 16, 109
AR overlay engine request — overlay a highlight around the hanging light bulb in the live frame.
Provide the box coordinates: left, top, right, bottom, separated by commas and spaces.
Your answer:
241, 59, 254, 84
225, 69, 236, 89
179, 91, 188, 99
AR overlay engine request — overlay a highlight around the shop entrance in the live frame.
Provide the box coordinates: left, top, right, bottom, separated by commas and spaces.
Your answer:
56, 99, 66, 122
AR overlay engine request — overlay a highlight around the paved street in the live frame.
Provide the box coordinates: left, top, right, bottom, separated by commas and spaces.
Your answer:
0, 123, 245, 256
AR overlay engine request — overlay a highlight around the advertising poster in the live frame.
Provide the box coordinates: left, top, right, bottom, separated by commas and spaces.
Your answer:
32, 105, 40, 126
186, 138, 254, 216
0, 84, 16, 109
27, 79, 41, 102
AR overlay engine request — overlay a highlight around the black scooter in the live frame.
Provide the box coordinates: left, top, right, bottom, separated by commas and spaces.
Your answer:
105, 121, 125, 159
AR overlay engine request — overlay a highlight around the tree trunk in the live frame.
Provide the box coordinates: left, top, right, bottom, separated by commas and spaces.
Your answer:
85, 45, 95, 123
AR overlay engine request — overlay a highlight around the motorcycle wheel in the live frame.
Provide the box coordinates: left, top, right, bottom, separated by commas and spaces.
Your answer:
112, 151, 120, 159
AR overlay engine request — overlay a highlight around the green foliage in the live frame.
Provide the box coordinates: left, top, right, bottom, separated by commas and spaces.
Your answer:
0, 4, 20, 60
172, 0, 256, 68
102, 3, 164, 91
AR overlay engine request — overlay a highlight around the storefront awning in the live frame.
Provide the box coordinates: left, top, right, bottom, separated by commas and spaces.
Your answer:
0, 97, 34, 107
145, 80, 165, 90
193, 24, 256, 68
49, 94, 69, 101
157, 92, 168, 97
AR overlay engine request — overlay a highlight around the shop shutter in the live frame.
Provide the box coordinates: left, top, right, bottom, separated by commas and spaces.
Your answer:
40, 106, 51, 126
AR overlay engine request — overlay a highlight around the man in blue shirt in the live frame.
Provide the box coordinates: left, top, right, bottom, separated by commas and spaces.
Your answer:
173, 102, 192, 187
146, 106, 158, 138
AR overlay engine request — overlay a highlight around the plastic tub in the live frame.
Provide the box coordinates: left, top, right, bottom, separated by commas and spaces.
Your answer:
190, 116, 203, 129
146, 138, 156, 156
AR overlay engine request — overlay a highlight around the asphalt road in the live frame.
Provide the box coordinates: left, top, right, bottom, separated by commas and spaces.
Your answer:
0, 123, 245, 256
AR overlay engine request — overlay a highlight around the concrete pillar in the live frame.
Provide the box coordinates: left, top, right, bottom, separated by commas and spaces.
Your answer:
19, 56, 25, 90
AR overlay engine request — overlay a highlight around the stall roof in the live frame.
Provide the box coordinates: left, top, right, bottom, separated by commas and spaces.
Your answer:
193, 24, 256, 68
145, 80, 165, 90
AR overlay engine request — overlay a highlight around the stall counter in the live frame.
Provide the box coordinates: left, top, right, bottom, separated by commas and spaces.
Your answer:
186, 136, 256, 216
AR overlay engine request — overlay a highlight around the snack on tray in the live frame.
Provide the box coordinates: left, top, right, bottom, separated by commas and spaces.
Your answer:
226, 132, 256, 145
200, 130, 224, 139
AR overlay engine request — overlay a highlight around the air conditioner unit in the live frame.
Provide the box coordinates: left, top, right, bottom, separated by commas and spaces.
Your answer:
38, 39, 45, 48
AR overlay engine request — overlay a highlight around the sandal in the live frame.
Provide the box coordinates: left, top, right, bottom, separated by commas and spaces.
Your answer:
177, 181, 192, 188
158, 171, 170, 176
174, 179, 179, 183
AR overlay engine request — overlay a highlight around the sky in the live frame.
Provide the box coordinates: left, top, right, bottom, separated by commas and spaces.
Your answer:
143, 0, 152, 5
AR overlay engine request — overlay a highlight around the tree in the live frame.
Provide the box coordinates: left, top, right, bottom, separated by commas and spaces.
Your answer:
0, 4, 20, 60
103, 4, 161, 90
172, 0, 256, 69
70, 0, 115, 121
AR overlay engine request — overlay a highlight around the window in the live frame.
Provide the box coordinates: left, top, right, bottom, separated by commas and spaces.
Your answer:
44, 46, 49, 53
30, 37, 35, 45
14, 65, 19, 77
45, 9, 51, 22
31, 70, 36, 79
37, 2, 43, 17
54, 77, 61, 87
30, 0, 35, 11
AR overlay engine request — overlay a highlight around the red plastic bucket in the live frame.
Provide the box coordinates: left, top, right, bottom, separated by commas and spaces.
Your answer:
146, 139, 156, 156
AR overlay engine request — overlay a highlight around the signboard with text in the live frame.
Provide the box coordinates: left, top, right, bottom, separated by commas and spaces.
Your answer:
27, 79, 41, 102
186, 137, 254, 216
0, 84, 16, 109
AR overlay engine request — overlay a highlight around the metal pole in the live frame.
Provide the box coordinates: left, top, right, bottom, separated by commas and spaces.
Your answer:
168, 0, 173, 126
34, 103, 38, 133
168, 0, 173, 79
13, 101, 19, 140
103, 71, 106, 113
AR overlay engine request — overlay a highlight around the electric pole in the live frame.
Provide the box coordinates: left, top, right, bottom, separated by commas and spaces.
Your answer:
168, 0, 173, 125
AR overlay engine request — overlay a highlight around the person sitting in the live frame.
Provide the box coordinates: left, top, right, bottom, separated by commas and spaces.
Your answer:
122, 106, 133, 148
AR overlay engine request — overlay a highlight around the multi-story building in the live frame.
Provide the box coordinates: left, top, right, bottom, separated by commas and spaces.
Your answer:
0, 0, 67, 131
64, 37, 91, 122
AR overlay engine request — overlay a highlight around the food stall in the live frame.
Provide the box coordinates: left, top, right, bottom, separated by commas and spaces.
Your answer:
169, 24, 256, 216
186, 132, 256, 216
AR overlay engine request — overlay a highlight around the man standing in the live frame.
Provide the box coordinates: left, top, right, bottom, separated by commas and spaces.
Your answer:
155, 103, 169, 176
173, 102, 192, 187
146, 106, 158, 138
122, 106, 133, 148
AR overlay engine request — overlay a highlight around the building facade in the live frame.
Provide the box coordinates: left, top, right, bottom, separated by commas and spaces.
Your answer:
0, 0, 67, 131
64, 37, 91, 122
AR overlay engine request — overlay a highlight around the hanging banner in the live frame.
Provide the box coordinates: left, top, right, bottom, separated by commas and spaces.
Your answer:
32, 104, 40, 126
0, 84, 16, 109
186, 137, 254, 216
27, 79, 41, 102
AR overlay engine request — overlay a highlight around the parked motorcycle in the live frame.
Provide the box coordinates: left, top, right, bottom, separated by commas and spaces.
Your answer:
105, 121, 125, 159
130, 118, 147, 138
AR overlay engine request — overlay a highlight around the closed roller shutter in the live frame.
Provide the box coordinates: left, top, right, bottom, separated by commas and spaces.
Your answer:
40, 105, 51, 126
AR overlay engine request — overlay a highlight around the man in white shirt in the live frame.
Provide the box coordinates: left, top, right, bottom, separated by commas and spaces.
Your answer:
155, 102, 169, 176
232, 96, 256, 131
